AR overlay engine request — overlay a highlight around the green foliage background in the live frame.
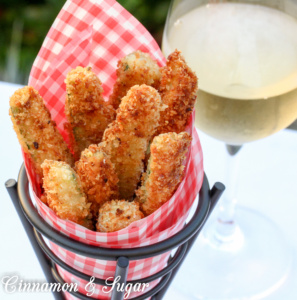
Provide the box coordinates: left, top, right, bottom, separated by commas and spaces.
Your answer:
0, 0, 170, 84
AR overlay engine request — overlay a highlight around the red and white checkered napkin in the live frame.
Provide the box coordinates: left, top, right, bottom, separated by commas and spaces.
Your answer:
25, 0, 204, 298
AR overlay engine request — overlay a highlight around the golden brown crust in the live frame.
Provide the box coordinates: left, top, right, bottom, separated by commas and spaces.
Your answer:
103, 84, 163, 199
40, 194, 48, 205
109, 51, 161, 110
41, 160, 93, 230
157, 50, 198, 135
75, 144, 119, 219
97, 200, 144, 232
64, 66, 116, 160
136, 132, 192, 216
9, 86, 74, 182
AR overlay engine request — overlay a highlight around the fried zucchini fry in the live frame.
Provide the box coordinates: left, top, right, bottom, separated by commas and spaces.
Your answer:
97, 200, 144, 232
136, 132, 192, 216
75, 144, 119, 218
103, 84, 163, 199
157, 50, 198, 135
109, 51, 161, 110
41, 160, 93, 230
65, 66, 115, 160
9, 86, 74, 182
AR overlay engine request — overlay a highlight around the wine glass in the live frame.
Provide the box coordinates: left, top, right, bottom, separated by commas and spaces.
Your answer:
163, 0, 297, 299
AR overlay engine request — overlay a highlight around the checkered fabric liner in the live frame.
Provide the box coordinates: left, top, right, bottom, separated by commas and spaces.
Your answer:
55, 253, 169, 300
23, 0, 204, 299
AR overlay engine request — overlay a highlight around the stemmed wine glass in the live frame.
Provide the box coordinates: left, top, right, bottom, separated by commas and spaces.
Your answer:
163, 0, 297, 299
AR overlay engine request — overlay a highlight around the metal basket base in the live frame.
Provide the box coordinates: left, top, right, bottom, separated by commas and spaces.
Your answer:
5, 165, 224, 300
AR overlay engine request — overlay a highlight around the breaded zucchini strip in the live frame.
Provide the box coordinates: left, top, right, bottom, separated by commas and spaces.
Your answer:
97, 200, 144, 232
64, 66, 115, 160
136, 132, 192, 216
75, 144, 119, 218
103, 84, 163, 199
157, 50, 198, 135
41, 160, 93, 230
109, 51, 161, 110
9, 86, 74, 181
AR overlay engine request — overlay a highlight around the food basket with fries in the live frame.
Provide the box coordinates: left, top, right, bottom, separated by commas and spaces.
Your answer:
6, 0, 225, 299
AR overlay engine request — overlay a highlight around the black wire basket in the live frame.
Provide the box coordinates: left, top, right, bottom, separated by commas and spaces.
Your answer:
5, 164, 224, 300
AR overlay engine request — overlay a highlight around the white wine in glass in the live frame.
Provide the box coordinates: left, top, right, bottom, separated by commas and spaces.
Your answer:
163, 0, 297, 299
163, 1, 297, 145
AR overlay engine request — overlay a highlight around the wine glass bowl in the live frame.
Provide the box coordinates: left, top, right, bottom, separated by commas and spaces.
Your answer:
163, 0, 297, 145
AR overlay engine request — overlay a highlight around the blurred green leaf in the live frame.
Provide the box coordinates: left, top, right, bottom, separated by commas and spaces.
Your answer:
0, 0, 170, 84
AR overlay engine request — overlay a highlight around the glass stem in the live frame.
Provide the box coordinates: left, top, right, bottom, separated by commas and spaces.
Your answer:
214, 145, 242, 242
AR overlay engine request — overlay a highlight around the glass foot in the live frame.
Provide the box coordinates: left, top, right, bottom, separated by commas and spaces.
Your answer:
174, 206, 292, 299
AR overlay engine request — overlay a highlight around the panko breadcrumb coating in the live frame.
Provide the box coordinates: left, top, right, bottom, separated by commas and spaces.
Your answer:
64, 66, 115, 160
97, 200, 144, 232
41, 160, 93, 230
136, 132, 192, 216
103, 84, 163, 199
75, 144, 119, 219
157, 50, 198, 135
9, 86, 74, 183
109, 51, 161, 110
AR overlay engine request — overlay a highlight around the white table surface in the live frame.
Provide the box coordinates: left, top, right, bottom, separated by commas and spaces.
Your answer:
0, 81, 296, 299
